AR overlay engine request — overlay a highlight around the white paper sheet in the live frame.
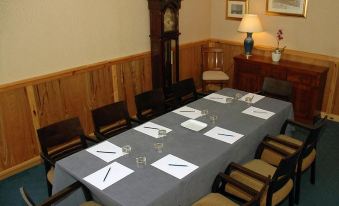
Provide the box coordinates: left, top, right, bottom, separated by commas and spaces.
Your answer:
204, 93, 232, 104
204, 126, 244, 144
181, 119, 207, 131
172, 106, 202, 119
86, 141, 125, 162
242, 106, 275, 120
83, 162, 134, 190
151, 154, 199, 179
239, 93, 265, 104
133, 122, 172, 138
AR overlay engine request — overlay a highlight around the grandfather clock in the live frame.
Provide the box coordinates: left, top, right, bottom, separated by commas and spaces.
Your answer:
147, 0, 181, 95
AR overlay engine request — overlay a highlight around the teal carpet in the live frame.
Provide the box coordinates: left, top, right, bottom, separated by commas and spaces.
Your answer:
1, 121, 339, 205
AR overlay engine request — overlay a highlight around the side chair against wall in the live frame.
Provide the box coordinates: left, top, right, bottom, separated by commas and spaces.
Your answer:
257, 77, 293, 102
20, 181, 101, 206
193, 162, 269, 206
263, 116, 327, 204
171, 78, 204, 108
135, 88, 166, 123
91, 101, 136, 141
201, 46, 229, 92
225, 137, 303, 206
37, 117, 89, 196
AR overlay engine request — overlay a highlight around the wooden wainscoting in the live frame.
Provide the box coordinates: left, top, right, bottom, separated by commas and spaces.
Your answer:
0, 40, 208, 179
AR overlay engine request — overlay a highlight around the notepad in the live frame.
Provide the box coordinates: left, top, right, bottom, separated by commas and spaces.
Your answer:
242, 106, 275, 120
151, 154, 198, 179
83, 162, 134, 190
204, 93, 231, 104
239, 93, 265, 104
134, 122, 172, 138
86, 141, 125, 162
173, 106, 202, 119
204, 126, 244, 144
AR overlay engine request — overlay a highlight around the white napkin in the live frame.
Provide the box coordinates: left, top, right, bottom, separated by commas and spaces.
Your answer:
151, 154, 199, 179
242, 106, 275, 120
181, 119, 207, 132
172, 106, 202, 119
239, 93, 265, 104
83, 162, 134, 190
204, 93, 232, 104
134, 122, 172, 138
204, 126, 244, 144
86, 141, 125, 162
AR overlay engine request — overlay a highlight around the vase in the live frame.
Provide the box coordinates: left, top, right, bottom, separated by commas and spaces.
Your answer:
272, 52, 281, 62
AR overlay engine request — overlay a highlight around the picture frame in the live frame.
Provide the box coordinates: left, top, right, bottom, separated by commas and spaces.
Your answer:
226, 0, 249, 20
266, 0, 308, 17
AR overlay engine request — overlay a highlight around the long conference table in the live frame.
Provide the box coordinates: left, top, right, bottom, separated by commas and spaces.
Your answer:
52, 88, 293, 206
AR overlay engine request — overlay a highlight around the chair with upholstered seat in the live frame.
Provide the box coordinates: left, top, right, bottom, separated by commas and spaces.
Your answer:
37, 117, 89, 196
263, 116, 327, 204
193, 162, 269, 206
225, 138, 303, 206
20, 181, 101, 206
201, 47, 229, 92
257, 77, 293, 102
135, 88, 166, 123
91, 101, 133, 141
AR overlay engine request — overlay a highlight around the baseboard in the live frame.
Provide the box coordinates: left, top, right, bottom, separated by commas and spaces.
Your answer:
321, 112, 339, 122
0, 156, 41, 181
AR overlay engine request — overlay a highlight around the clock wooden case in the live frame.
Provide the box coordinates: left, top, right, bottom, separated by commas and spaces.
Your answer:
147, 0, 181, 95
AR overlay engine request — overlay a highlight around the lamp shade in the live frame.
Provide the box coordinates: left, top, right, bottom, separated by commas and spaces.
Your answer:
238, 14, 263, 33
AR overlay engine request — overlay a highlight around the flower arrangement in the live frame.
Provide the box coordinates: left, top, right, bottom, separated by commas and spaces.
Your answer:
274, 29, 286, 53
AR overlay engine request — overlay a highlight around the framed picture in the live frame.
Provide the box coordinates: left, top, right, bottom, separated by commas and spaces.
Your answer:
226, 0, 249, 20
266, 0, 308, 17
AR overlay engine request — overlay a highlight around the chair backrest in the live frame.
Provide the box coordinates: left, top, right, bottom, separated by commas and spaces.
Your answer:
201, 47, 224, 72
261, 77, 293, 102
172, 78, 198, 106
135, 88, 166, 122
37, 117, 88, 159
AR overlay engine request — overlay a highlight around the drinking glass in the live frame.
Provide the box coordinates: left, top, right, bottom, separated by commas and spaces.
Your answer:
201, 109, 209, 118
225, 97, 233, 104
158, 129, 167, 139
209, 114, 218, 124
245, 96, 253, 106
136, 156, 147, 168
122, 145, 132, 157
234, 93, 243, 101
153, 142, 164, 153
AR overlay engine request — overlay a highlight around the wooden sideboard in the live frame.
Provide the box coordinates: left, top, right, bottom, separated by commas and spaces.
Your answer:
233, 54, 328, 124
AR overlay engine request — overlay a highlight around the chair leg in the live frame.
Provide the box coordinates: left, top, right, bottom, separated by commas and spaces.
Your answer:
294, 172, 301, 204
289, 185, 295, 206
47, 181, 52, 196
311, 160, 316, 184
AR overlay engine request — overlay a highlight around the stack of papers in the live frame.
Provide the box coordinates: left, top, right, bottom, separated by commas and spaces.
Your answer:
239, 93, 265, 104
83, 162, 134, 190
204, 93, 231, 104
242, 106, 275, 120
86, 141, 125, 162
204, 126, 244, 144
134, 122, 172, 138
151, 154, 199, 179
172, 106, 202, 119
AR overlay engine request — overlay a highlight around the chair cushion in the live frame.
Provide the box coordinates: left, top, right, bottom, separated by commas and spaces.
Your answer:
192, 193, 239, 206
203, 71, 229, 81
226, 159, 293, 206
268, 135, 316, 172
80, 201, 102, 206
47, 167, 55, 184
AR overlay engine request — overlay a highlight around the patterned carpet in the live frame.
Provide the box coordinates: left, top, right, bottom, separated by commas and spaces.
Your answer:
1, 121, 338, 206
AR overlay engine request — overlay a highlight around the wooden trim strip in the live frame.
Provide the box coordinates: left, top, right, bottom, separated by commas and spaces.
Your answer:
0, 156, 41, 181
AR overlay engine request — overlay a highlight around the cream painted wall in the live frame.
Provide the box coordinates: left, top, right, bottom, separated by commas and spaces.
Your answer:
0, 0, 210, 84
211, 0, 339, 57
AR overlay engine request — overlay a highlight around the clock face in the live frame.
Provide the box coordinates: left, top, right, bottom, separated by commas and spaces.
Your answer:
164, 8, 176, 32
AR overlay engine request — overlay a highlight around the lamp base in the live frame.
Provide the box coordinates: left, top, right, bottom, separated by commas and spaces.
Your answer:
244, 32, 254, 56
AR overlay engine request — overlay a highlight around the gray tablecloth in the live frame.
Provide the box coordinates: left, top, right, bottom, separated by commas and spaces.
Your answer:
53, 88, 293, 206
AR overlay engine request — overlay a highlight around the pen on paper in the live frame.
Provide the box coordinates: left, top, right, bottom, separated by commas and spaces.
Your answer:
168, 164, 188, 167
96, 151, 116, 154
210, 97, 223, 99
218, 133, 234, 137
103, 167, 111, 182
179, 110, 195, 112
144, 126, 160, 130
253, 110, 266, 114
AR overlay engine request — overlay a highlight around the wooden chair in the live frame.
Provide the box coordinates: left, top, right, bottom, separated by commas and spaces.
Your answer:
135, 88, 166, 123
171, 78, 203, 107
91, 101, 134, 141
37, 117, 89, 196
263, 116, 327, 204
225, 137, 303, 206
201, 47, 229, 92
258, 77, 293, 102
193, 162, 269, 206
20, 181, 101, 206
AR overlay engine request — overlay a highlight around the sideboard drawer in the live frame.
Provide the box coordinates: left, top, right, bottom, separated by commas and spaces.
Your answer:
287, 70, 319, 87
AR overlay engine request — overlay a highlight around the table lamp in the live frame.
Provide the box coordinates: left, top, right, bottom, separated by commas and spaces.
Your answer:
238, 14, 263, 56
